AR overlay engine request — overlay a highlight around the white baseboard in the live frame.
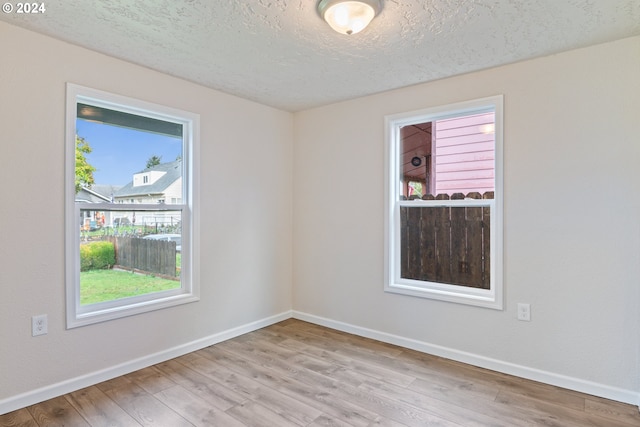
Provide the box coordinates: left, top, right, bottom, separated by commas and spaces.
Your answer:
292, 311, 640, 407
0, 310, 292, 415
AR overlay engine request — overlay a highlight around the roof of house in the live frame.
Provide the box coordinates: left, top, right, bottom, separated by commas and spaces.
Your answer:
76, 184, 122, 203
114, 159, 182, 198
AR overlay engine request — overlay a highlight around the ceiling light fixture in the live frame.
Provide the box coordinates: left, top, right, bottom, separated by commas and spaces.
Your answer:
317, 0, 382, 35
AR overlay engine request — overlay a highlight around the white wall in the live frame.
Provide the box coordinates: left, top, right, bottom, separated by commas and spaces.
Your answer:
0, 21, 293, 407
293, 36, 640, 401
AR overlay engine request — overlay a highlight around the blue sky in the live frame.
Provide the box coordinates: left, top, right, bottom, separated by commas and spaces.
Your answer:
77, 119, 182, 186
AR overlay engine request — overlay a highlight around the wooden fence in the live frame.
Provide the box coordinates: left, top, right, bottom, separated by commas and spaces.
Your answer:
107, 237, 177, 278
400, 192, 492, 289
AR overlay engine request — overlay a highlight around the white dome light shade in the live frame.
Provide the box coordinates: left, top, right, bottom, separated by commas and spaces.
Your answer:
318, 0, 382, 35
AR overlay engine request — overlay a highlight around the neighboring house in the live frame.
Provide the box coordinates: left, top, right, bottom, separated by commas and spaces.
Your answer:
113, 159, 183, 227
76, 184, 121, 230
432, 112, 495, 196
75, 184, 118, 204
401, 112, 495, 198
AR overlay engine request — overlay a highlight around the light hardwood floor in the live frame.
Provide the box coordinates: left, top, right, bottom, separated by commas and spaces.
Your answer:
2, 319, 639, 426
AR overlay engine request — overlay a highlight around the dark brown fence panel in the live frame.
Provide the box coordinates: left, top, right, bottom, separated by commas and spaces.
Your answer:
400, 193, 491, 289
108, 237, 177, 277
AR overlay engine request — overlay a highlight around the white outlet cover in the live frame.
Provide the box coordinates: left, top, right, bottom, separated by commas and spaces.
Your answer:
517, 303, 531, 321
32, 314, 48, 336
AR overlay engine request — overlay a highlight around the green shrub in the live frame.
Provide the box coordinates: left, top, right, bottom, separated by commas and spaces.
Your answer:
80, 241, 115, 271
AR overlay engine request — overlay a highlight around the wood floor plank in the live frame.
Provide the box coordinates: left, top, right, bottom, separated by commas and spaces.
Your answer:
494, 376, 586, 412
0, 408, 38, 427
406, 378, 539, 427
326, 380, 460, 427
270, 321, 405, 359
154, 385, 245, 427
209, 336, 456, 427
495, 389, 640, 427
585, 396, 640, 426
178, 354, 324, 425
395, 349, 516, 394
175, 355, 262, 402
266, 325, 407, 368
287, 352, 373, 388
267, 336, 417, 388
224, 400, 302, 427
365, 416, 413, 427
307, 413, 363, 427
27, 395, 90, 427
359, 377, 519, 427
66, 385, 141, 426
124, 366, 177, 395
198, 345, 379, 427
280, 335, 501, 399
153, 358, 246, 411
231, 339, 370, 386
96, 376, 192, 426
407, 375, 499, 406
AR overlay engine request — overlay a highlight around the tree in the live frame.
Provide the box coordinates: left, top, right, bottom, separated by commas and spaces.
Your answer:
75, 135, 96, 193
146, 155, 162, 169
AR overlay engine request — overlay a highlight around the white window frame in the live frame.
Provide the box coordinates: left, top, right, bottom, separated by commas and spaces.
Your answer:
384, 95, 503, 309
65, 83, 200, 328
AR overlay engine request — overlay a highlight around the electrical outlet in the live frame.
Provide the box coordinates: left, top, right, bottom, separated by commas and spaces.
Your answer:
517, 303, 531, 321
32, 314, 48, 336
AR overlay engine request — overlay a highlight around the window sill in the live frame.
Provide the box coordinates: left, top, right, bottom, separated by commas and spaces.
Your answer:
384, 280, 503, 310
67, 292, 200, 328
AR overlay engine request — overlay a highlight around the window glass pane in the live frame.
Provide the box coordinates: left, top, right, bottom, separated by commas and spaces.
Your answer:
75, 104, 184, 307
397, 110, 495, 290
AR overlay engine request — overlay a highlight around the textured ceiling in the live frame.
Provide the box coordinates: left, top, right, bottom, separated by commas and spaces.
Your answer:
1, 0, 639, 111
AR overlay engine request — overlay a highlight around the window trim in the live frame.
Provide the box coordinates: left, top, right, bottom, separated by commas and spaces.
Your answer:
65, 83, 200, 328
384, 95, 503, 309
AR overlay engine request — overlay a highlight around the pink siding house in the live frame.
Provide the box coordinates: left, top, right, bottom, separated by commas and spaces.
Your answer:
432, 112, 495, 196
400, 112, 495, 198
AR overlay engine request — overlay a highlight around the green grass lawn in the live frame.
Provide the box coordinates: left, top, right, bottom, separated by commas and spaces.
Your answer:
80, 269, 180, 305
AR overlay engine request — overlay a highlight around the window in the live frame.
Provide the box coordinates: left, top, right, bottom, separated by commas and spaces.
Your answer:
66, 83, 200, 327
384, 96, 503, 309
